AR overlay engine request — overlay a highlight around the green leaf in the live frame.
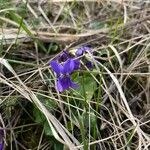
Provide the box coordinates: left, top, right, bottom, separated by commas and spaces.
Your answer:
8, 11, 32, 36
89, 21, 108, 30
43, 121, 53, 136
33, 107, 46, 123
33, 107, 54, 137
74, 75, 97, 101
66, 121, 74, 131
81, 111, 97, 129
54, 142, 64, 150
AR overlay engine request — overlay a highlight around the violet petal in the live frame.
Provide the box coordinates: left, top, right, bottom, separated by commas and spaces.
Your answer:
83, 46, 91, 51
0, 143, 3, 150
76, 48, 83, 56
61, 77, 70, 90
74, 59, 80, 70
57, 51, 70, 62
76, 46, 91, 56
70, 80, 79, 89
57, 77, 70, 92
86, 61, 93, 69
50, 61, 63, 76
56, 78, 64, 92
63, 59, 75, 74
56, 76, 78, 92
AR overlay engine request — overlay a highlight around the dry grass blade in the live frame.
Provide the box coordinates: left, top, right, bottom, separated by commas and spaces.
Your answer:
1, 0, 150, 149
46, 0, 123, 3
109, 45, 123, 70
0, 58, 81, 149
1, 15, 150, 44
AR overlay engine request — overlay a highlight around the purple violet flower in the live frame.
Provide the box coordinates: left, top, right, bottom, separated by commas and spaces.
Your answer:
62, 59, 76, 74
50, 58, 80, 92
57, 50, 70, 62
57, 76, 78, 92
0, 129, 4, 150
50, 61, 63, 77
0, 144, 3, 150
76, 46, 91, 56
50, 59, 79, 76
75, 46, 93, 70
86, 61, 93, 69
73, 59, 80, 70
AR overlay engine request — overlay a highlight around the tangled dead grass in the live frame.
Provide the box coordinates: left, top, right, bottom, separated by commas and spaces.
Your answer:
0, 0, 150, 149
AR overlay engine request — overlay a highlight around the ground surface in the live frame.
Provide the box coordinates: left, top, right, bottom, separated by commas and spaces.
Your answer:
0, 0, 150, 150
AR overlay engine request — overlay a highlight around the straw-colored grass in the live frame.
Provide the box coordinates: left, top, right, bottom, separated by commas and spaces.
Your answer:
0, 0, 150, 149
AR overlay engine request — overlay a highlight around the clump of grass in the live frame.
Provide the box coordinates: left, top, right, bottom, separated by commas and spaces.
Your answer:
0, 0, 150, 150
